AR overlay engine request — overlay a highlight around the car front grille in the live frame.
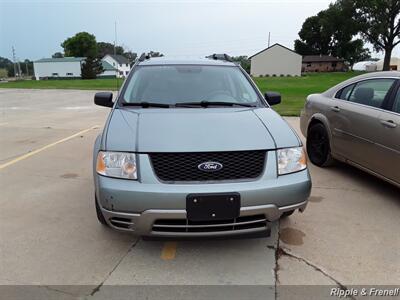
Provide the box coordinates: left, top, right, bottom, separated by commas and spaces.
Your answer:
152, 214, 267, 233
149, 150, 266, 182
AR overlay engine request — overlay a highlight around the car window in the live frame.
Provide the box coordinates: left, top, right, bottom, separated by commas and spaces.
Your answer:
394, 88, 400, 113
336, 84, 355, 100
122, 65, 260, 105
348, 79, 395, 108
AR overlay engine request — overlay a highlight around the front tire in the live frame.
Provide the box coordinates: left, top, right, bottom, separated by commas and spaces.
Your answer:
307, 123, 334, 167
95, 195, 108, 226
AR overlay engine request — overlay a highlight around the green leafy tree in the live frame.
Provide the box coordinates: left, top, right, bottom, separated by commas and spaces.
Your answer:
97, 42, 137, 65
148, 51, 164, 57
294, 1, 370, 65
22, 59, 34, 76
231, 56, 250, 74
122, 50, 137, 64
97, 42, 124, 59
52, 52, 64, 58
353, 0, 400, 71
81, 58, 103, 79
0, 56, 14, 77
294, 15, 331, 55
0, 56, 13, 69
61, 32, 103, 79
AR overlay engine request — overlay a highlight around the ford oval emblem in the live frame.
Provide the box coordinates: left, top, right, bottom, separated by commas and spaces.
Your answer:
198, 161, 223, 172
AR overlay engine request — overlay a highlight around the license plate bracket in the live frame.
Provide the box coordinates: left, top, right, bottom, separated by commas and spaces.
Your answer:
186, 193, 240, 221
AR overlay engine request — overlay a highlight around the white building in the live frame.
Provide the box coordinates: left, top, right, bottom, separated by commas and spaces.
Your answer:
33, 57, 85, 80
249, 43, 302, 77
101, 54, 131, 78
376, 57, 400, 71
98, 61, 117, 78
352, 61, 378, 72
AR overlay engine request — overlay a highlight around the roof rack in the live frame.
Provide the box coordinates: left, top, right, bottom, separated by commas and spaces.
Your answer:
206, 53, 233, 62
138, 52, 151, 62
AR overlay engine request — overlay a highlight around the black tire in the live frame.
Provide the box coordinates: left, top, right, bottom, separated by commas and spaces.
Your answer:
95, 195, 108, 226
281, 210, 295, 218
307, 123, 335, 167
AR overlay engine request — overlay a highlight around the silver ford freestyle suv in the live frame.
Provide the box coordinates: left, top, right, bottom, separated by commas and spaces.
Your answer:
93, 54, 311, 238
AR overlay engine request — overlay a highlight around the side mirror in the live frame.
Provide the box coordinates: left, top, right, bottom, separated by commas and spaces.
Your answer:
94, 92, 113, 108
264, 92, 281, 106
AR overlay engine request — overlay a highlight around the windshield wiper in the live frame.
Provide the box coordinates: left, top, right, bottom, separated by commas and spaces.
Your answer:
120, 101, 170, 108
174, 101, 256, 108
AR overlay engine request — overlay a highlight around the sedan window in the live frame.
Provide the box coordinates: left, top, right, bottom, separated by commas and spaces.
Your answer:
394, 88, 400, 113
336, 84, 355, 100
348, 79, 395, 108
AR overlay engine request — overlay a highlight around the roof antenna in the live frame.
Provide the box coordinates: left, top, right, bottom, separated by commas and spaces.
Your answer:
114, 21, 119, 97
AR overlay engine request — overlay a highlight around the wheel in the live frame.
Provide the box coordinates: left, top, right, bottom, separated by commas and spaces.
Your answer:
306, 123, 335, 167
281, 210, 294, 218
95, 195, 108, 226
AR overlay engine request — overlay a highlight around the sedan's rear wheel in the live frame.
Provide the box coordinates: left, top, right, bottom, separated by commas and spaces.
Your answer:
307, 123, 334, 167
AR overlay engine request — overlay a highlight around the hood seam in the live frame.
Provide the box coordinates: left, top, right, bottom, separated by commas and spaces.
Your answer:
252, 110, 277, 149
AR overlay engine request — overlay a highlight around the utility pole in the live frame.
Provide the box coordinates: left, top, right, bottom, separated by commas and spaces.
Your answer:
114, 21, 119, 93
12, 46, 17, 78
17, 62, 22, 78
114, 21, 117, 57
268, 32, 271, 47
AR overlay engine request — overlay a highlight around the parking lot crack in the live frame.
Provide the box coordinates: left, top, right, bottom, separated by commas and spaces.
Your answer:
89, 238, 140, 297
278, 247, 356, 300
273, 220, 281, 300
42, 286, 77, 297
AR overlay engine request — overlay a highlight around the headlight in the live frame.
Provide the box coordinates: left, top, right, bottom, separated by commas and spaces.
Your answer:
277, 147, 307, 175
96, 151, 137, 179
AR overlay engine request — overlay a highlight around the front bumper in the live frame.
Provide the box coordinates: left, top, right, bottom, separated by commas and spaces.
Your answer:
99, 199, 308, 237
95, 151, 311, 237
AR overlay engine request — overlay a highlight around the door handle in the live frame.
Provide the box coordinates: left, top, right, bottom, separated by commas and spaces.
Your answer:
330, 106, 340, 112
380, 120, 397, 128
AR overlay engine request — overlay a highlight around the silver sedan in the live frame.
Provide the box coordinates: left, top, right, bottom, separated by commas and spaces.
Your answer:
300, 71, 400, 187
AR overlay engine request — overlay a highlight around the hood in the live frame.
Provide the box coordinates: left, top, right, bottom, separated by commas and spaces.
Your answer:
105, 107, 299, 153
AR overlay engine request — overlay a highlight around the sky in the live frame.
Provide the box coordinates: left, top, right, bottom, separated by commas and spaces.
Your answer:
1, 0, 399, 61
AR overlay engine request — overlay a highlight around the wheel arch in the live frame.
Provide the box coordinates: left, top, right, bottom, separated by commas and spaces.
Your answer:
307, 113, 333, 146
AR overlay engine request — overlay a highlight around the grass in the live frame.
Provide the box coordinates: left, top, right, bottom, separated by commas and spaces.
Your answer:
253, 72, 362, 116
0, 78, 124, 91
0, 72, 363, 116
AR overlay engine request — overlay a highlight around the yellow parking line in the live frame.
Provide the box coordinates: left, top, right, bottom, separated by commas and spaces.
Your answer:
0, 125, 99, 170
161, 242, 177, 260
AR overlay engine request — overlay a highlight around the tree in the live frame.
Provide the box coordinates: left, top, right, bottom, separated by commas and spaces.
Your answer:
353, 0, 400, 71
295, 15, 331, 55
97, 42, 124, 59
81, 58, 103, 79
0, 56, 13, 77
148, 51, 164, 57
123, 51, 137, 64
61, 32, 98, 57
22, 59, 34, 76
52, 52, 64, 58
61, 32, 103, 79
0, 56, 13, 69
231, 56, 250, 74
294, 1, 371, 65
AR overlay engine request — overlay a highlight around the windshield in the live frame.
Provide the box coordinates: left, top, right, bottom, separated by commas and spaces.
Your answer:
121, 65, 261, 105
